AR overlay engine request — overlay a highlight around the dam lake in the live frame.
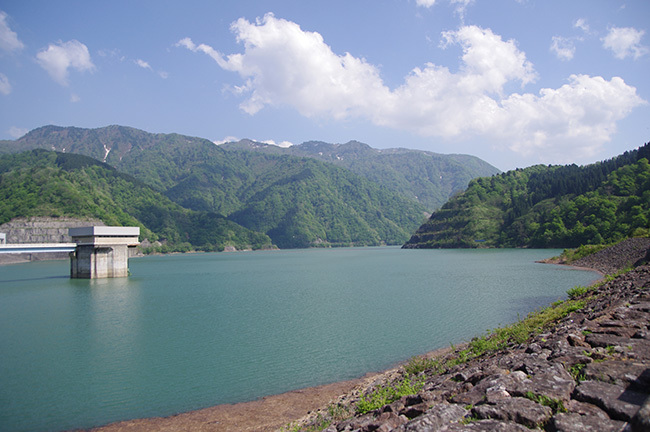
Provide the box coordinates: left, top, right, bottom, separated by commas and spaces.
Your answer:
0, 247, 600, 432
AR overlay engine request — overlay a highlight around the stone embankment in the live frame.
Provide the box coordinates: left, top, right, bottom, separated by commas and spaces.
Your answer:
570, 237, 650, 275
0, 217, 104, 264
292, 239, 650, 432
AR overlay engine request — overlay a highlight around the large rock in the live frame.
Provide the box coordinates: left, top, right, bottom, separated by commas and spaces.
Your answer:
471, 397, 552, 428
573, 380, 648, 421
548, 412, 626, 432
395, 403, 467, 431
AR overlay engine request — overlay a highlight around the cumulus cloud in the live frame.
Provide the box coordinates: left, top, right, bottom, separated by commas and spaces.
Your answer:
0, 11, 24, 53
180, 14, 645, 161
178, 15, 389, 118
415, 0, 437, 7
602, 26, 648, 59
496, 75, 645, 161
550, 36, 575, 61
0, 72, 11, 94
36, 40, 95, 85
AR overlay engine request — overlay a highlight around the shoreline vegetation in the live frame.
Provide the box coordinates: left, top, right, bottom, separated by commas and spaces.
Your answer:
86, 237, 650, 432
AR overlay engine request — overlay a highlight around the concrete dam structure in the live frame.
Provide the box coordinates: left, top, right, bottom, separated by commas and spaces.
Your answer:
0, 225, 140, 279
69, 226, 140, 278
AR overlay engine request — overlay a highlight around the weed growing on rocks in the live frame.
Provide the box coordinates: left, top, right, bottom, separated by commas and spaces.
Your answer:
568, 362, 587, 382
404, 355, 444, 375
355, 375, 425, 414
442, 297, 588, 370
524, 391, 567, 414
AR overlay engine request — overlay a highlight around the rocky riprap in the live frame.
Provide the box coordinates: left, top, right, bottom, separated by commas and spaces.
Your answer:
570, 237, 650, 275
290, 242, 650, 432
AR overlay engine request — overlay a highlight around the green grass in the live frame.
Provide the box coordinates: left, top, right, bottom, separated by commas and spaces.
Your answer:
568, 363, 587, 382
356, 375, 425, 414
281, 403, 351, 432
524, 391, 567, 414
404, 355, 444, 376
558, 244, 609, 263
435, 297, 588, 372
567, 285, 592, 299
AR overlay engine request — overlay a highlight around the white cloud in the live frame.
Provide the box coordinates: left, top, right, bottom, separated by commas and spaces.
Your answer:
213, 136, 293, 147
440, 26, 537, 91
135, 58, 167, 78
181, 15, 645, 162
8, 126, 28, 138
70, 93, 80, 103
0, 72, 11, 94
450, 0, 474, 21
415, 0, 474, 20
135, 58, 152, 70
213, 136, 240, 145
574, 18, 590, 33
496, 75, 645, 162
0, 11, 24, 53
178, 14, 390, 118
36, 40, 95, 86
261, 139, 293, 148
550, 36, 575, 61
602, 26, 648, 59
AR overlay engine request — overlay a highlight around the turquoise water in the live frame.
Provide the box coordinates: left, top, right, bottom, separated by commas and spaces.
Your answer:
0, 247, 599, 432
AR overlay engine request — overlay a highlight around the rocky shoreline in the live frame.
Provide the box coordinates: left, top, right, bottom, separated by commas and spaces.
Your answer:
287, 239, 650, 432
86, 239, 650, 432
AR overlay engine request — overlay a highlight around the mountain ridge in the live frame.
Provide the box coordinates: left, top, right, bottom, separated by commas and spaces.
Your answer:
0, 149, 273, 252
221, 138, 500, 211
2, 125, 496, 248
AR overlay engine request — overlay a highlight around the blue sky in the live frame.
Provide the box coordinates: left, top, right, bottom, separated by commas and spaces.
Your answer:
0, 0, 648, 171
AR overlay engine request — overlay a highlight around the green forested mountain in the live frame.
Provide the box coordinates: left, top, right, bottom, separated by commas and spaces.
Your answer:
222, 139, 500, 211
0, 150, 272, 251
404, 142, 650, 249
1, 125, 453, 248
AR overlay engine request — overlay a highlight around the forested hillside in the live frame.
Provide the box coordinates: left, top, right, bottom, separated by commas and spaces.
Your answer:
404, 142, 650, 249
0, 125, 448, 248
222, 139, 500, 211
0, 150, 272, 252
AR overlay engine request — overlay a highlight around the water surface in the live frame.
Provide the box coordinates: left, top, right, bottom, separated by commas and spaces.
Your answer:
0, 247, 599, 431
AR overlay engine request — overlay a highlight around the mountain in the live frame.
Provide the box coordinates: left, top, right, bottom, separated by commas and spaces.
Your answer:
403, 142, 650, 249
222, 139, 500, 211
0, 150, 272, 252
0, 125, 437, 248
